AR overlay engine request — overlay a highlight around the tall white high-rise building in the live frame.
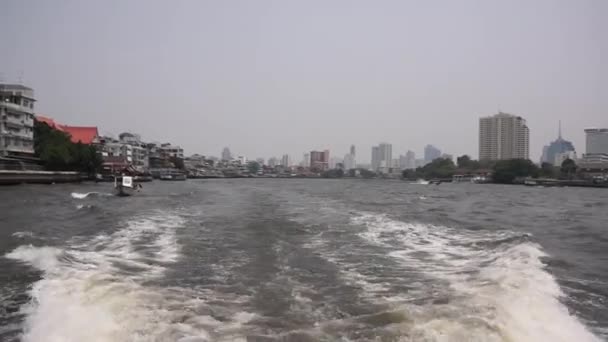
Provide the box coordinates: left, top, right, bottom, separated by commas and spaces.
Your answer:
378, 143, 392, 172
281, 154, 291, 167
371, 146, 380, 171
343, 154, 355, 170
371, 143, 392, 172
585, 128, 608, 154
405, 150, 416, 169
479, 112, 530, 160
302, 153, 310, 167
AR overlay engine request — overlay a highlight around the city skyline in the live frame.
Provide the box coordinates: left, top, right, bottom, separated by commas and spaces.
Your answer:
2, 1, 606, 162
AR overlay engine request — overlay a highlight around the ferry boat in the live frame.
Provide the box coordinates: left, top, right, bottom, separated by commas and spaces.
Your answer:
114, 175, 143, 196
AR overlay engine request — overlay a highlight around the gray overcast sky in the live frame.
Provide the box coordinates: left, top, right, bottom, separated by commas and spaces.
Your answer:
2, 0, 606, 162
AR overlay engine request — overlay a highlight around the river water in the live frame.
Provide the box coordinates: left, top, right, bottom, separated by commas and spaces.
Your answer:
0, 179, 607, 341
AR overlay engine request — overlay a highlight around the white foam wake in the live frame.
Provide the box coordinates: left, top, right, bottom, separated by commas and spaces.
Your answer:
70, 192, 111, 199
11, 231, 35, 238
353, 212, 601, 342
4, 211, 234, 342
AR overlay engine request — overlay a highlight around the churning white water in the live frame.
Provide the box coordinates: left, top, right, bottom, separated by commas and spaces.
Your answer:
5, 211, 253, 342
352, 212, 601, 342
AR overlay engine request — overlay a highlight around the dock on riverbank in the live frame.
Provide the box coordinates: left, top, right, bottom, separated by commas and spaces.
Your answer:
0, 170, 82, 185
523, 178, 608, 188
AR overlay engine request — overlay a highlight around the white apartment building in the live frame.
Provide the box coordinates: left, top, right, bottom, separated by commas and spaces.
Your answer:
119, 132, 148, 169
479, 112, 529, 160
160, 143, 184, 159
0, 84, 36, 157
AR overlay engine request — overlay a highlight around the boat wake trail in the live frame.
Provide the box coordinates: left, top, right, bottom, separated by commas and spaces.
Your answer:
351, 212, 601, 342
4, 210, 228, 342
70, 192, 112, 199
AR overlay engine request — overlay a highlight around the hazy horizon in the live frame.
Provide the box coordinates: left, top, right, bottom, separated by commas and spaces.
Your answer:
2, 0, 606, 163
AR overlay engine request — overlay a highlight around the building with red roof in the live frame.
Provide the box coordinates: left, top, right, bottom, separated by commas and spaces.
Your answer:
62, 126, 99, 145
36, 115, 65, 132
35, 115, 98, 145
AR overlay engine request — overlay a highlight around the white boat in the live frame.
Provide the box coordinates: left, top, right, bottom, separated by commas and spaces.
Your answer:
114, 176, 140, 196
159, 172, 187, 181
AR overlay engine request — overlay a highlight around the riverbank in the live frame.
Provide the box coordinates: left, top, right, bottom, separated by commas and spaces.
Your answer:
0, 170, 81, 185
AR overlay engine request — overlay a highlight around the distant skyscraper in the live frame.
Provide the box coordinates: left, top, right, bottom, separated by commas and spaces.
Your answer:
221, 147, 232, 161
379, 143, 392, 171
350, 145, 356, 157
370, 143, 392, 172
555, 151, 577, 166
329, 157, 342, 169
371, 146, 380, 171
310, 150, 329, 170
268, 157, 278, 167
281, 154, 291, 167
540, 122, 576, 165
415, 158, 428, 168
302, 153, 310, 167
344, 153, 355, 170
479, 112, 530, 160
399, 155, 407, 170
424, 145, 441, 162
349, 144, 356, 168
405, 150, 416, 169
585, 128, 608, 154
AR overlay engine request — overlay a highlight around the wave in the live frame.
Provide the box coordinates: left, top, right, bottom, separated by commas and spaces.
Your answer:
11, 231, 35, 239
70, 192, 112, 199
352, 212, 601, 342
75, 204, 95, 210
3, 211, 249, 342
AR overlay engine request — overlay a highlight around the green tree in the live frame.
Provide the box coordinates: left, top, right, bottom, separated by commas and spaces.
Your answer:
456, 154, 481, 170
418, 158, 456, 179
456, 155, 471, 168
560, 158, 577, 180
359, 169, 376, 179
492, 159, 539, 184
322, 169, 344, 178
539, 162, 556, 178
248, 161, 260, 174
34, 121, 102, 174
401, 169, 417, 180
